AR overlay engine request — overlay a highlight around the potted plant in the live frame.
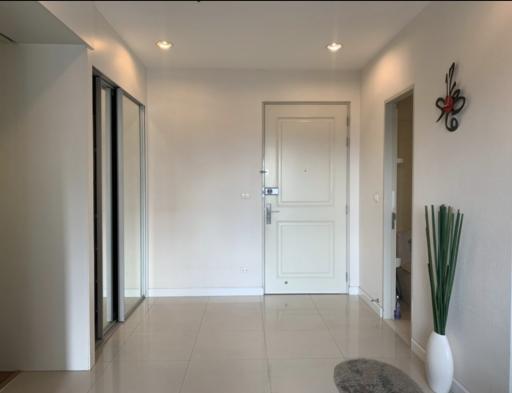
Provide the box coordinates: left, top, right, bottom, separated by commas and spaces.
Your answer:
424, 205, 464, 393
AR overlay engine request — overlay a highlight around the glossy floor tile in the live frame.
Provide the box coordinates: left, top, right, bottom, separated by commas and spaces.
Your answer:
269, 358, 343, 393
180, 358, 270, 393
1, 295, 432, 393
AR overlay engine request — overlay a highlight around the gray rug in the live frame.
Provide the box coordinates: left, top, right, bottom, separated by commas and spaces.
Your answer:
334, 359, 423, 393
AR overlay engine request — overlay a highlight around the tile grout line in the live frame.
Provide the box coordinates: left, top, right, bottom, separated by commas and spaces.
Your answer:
310, 295, 349, 360
176, 297, 210, 393
261, 296, 274, 393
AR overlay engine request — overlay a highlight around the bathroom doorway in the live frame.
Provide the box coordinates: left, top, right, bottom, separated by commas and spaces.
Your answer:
383, 90, 413, 342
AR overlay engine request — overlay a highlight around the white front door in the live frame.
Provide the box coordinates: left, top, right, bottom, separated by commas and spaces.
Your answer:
264, 103, 348, 294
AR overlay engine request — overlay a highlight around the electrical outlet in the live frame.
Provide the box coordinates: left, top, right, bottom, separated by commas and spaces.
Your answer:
240, 267, 249, 273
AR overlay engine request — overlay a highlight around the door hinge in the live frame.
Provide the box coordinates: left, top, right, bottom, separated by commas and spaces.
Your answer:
346, 272, 349, 282
345, 205, 349, 215
346, 137, 350, 147
346, 116, 350, 127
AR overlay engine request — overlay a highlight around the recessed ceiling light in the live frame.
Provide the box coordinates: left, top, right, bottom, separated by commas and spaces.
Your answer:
156, 40, 173, 50
327, 42, 342, 53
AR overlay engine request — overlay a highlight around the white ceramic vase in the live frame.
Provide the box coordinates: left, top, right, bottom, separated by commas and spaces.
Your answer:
426, 332, 454, 393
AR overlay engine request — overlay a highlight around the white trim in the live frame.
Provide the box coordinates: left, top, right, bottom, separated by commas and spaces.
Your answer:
412, 339, 471, 393
348, 286, 360, 295
148, 287, 264, 297
358, 288, 383, 317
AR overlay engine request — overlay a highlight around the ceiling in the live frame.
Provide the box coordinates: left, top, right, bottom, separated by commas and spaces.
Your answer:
0, 1, 85, 45
95, 1, 428, 71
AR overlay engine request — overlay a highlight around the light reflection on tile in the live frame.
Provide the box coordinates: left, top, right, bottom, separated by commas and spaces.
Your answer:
3, 296, 431, 393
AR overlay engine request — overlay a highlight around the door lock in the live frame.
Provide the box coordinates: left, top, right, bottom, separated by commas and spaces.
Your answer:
263, 187, 279, 196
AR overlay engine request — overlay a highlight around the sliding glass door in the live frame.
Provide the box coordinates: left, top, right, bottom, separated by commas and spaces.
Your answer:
93, 72, 146, 339
118, 92, 145, 319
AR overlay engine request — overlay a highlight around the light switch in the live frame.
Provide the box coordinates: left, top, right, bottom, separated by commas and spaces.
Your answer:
373, 193, 380, 203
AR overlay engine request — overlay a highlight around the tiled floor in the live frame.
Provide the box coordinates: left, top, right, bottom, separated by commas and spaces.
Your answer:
385, 300, 412, 344
1, 295, 432, 393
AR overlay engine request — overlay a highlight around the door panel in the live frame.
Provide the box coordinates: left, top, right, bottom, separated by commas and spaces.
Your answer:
93, 77, 116, 339
100, 86, 114, 331
118, 92, 144, 318
264, 104, 348, 294
278, 221, 334, 277
279, 118, 334, 204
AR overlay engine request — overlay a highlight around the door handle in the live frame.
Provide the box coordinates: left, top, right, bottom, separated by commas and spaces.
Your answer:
265, 203, 280, 225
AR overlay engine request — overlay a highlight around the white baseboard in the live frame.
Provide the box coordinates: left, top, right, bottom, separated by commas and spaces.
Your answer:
411, 339, 470, 393
148, 287, 264, 297
348, 286, 360, 295
358, 287, 383, 317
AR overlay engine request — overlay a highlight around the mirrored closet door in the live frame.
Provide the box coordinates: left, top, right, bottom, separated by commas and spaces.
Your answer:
93, 71, 147, 340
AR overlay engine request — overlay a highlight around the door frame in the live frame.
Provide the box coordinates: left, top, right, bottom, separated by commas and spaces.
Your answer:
261, 101, 351, 294
382, 87, 414, 320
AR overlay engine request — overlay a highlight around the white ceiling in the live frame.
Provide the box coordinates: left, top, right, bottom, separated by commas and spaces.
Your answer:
0, 1, 85, 45
95, 1, 428, 71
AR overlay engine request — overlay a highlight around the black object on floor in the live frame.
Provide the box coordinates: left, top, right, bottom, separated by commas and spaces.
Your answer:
334, 359, 423, 393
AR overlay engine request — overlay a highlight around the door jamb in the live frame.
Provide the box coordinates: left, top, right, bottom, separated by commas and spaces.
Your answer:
261, 101, 351, 294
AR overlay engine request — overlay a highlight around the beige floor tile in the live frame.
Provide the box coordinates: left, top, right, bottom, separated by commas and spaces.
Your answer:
117, 332, 197, 361
89, 360, 188, 393
264, 309, 327, 331
208, 296, 264, 303
319, 304, 383, 330
201, 308, 263, 331
134, 309, 204, 334
95, 334, 125, 363
180, 358, 270, 393
206, 301, 262, 313
269, 358, 343, 393
1, 364, 108, 393
192, 329, 266, 359
330, 324, 412, 359
150, 302, 208, 315
266, 329, 342, 359
4, 295, 434, 393
310, 294, 357, 309
263, 295, 316, 311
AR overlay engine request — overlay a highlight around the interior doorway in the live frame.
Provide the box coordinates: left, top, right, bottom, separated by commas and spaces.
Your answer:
383, 91, 413, 342
263, 102, 349, 294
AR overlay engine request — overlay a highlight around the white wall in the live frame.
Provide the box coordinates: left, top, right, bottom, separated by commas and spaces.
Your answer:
360, 2, 512, 392
0, 43, 92, 370
40, 0, 147, 103
147, 68, 360, 295
0, 1, 147, 371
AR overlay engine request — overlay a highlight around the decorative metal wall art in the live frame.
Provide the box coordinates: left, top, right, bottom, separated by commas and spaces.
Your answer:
435, 63, 466, 132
